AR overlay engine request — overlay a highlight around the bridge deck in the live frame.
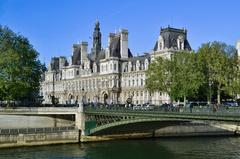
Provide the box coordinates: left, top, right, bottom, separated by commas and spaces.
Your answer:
84, 108, 240, 122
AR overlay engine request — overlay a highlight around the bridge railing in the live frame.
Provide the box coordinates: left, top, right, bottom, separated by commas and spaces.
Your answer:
84, 104, 240, 116
0, 126, 76, 135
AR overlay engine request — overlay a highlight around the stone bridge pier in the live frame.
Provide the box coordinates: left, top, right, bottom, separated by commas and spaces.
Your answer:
75, 103, 85, 135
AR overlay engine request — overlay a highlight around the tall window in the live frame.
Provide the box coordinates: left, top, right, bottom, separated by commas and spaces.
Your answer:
114, 63, 117, 71
141, 79, 143, 86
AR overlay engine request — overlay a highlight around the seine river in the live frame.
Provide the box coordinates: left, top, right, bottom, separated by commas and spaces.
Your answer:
1, 137, 240, 159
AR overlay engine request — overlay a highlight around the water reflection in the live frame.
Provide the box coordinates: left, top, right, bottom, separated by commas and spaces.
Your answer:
0, 137, 240, 159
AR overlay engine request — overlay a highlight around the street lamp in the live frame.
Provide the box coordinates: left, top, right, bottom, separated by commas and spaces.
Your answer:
51, 70, 56, 105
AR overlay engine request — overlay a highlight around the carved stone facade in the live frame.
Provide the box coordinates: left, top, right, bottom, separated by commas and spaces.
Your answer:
41, 22, 191, 105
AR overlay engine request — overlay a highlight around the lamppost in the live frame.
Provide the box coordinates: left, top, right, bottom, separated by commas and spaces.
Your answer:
51, 70, 56, 105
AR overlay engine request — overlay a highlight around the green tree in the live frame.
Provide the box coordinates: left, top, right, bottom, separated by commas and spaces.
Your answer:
197, 42, 236, 104
146, 52, 203, 105
225, 49, 240, 99
146, 56, 173, 101
171, 51, 203, 106
0, 26, 44, 102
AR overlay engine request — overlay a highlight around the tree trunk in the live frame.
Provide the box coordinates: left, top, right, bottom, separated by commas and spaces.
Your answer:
207, 95, 210, 105
184, 95, 186, 107
217, 84, 221, 105
208, 84, 211, 105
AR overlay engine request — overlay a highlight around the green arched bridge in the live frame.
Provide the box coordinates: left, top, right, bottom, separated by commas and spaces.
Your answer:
0, 106, 240, 137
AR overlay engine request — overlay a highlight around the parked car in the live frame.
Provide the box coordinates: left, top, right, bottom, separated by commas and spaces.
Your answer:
133, 104, 142, 110
223, 101, 238, 107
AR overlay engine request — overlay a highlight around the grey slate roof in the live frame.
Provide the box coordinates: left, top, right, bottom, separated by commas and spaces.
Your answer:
50, 57, 59, 71
127, 53, 150, 63
154, 26, 192, 51
109, 36, 121, 58
72, 44, 81, 65
88, 49, 105, 63
109, 36, 133, 58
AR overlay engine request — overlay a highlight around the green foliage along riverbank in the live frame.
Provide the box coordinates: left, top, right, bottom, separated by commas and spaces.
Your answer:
0, 26, 45, 103
146, 42, 239, 105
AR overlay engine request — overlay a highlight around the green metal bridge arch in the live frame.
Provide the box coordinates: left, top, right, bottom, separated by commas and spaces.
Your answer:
84, 107, 240, 136
88, 118, 192, 135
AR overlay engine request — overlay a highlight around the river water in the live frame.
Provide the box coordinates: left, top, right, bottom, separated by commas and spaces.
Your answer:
1, 137, 240, 159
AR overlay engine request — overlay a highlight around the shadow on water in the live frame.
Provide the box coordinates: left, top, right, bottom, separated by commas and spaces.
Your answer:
82, 139, 175, 159
1, 136, 240, 159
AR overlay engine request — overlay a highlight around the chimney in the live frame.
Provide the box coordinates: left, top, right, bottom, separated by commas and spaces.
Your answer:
72, 44, 81, 65
81, 41, 88, 64
50, 57, 59, 71
108, 33, 115, 46
120, 29, 128, 58
59, 56, 66, 69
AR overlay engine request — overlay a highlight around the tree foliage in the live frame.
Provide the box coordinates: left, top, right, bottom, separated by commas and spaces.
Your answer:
146, 51, 203, 104
146, 57, 172, 99
0, 26, 44, 101
198, 42, 237, 104
171, 51, 203, 104
146, 41, 238, 105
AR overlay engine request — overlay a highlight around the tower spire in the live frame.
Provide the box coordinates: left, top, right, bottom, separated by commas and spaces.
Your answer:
93, 21, 101, 52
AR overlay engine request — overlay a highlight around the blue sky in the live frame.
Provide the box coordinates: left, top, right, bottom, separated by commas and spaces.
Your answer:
0, 0, 239, 63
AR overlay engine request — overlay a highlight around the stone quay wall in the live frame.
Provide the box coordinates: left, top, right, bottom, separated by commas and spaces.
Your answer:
0, 127, 80, 148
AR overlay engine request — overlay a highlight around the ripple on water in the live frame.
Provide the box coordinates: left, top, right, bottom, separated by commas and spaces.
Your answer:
0, 137, 240, 159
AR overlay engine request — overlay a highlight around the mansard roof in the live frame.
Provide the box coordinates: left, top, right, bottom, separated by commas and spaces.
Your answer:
88, 49, 105, 63
108, 35, 133, 58
50, 57, 59, 71
153, 26, 192, 51
109, 36, 121, 58
127, 53, 150, 64
72, 44, 81, 65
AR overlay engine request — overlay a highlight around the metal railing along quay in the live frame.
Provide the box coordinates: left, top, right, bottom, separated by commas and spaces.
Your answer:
0, 126, 76, 135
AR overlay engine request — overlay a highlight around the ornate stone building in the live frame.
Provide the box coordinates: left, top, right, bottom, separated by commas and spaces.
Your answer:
41, 22, 191, 105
